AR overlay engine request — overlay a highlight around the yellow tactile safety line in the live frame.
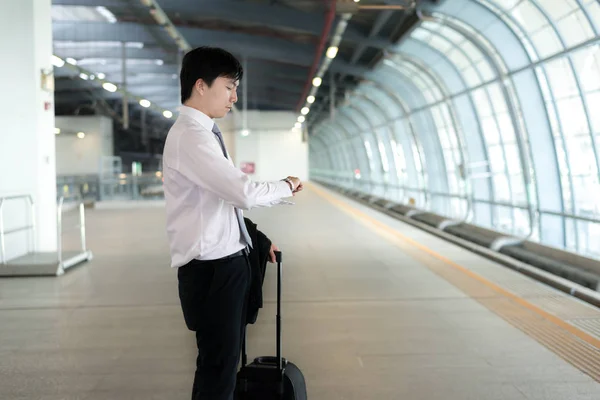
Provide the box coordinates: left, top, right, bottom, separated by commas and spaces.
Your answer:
308, 182, 600, 381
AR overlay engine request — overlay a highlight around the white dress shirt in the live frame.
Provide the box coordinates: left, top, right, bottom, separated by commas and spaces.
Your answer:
162, 106, 293, 268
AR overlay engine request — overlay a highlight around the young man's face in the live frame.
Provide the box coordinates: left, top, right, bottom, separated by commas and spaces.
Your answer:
203, 76, 239, 119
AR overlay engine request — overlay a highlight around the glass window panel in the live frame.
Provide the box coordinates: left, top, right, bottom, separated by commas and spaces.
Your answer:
487, 83, 507, 113
554, 137, 571, 175
535, 67, 553, 102
489, 0, 520, 11
421, 20, 441, 31
587, 92, 600, 132
565, 217, 577, 250
496, 113, 516, 142
542, 0, 579, 19
572, 176, 599, 216
482, 116, 501, 145
530, 26, 564, 58
504, 145, 522, 174
511, 2, 548, 32
437, 25, 465, 45
493, 175, 511, 202
571, 45, 600, 93
472, 89, 492, 117
462, 66, 482, 87
513, 207, 531, 235
556, 10, 595, 47
476, 60, 496, 82
586, 1, 600, 31
545, 58, 579, 99
447, 48, 471, 71
555, 97, 589, 137
488, 144, 506, 172
428, 34, 454, 54
510, 175, 527, 204
462, 41, 483, 63
438, 127, 450, 149
537, 0, 579, 21
410, 27, 432, 42
566, 136, 596, 175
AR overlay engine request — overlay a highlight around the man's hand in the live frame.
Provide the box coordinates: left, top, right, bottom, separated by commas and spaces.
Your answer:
286, 176, 304, 195
268, 243, 280, 263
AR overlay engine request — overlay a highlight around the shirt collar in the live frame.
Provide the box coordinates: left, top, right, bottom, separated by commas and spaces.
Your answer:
179, 105, 215, 132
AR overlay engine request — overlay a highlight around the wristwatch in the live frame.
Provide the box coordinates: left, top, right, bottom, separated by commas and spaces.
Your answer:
283, 178, 294, 192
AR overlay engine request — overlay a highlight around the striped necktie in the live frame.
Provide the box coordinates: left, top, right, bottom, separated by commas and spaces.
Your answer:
212, 123, 253, 249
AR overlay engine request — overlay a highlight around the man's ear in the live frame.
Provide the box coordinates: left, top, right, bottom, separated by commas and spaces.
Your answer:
195, 79, 205, 96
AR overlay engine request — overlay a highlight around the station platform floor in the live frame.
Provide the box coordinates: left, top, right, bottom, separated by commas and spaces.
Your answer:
1, 182, 599, 399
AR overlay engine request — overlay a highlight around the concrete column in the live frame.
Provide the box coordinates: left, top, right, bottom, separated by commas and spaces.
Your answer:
0, 0, 57, 259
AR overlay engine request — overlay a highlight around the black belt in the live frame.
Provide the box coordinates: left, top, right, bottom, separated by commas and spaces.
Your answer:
223, 249, 245, 259
193, 249, 246, 265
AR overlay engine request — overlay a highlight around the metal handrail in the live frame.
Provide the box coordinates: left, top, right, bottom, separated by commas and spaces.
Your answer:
57, 194, 87, 265
0, 195, 35, 264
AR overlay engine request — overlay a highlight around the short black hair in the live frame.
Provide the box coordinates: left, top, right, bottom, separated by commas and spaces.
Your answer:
180, 46, 243, 104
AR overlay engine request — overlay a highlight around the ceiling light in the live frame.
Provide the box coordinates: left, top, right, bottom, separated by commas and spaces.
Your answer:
297, 116, 305, 123
326, 46, 338, 59
79, 73, 89, 80
66, 57, 77, 65
102, 82, 117, 92
301, 107, 310, 115
163, 110, 173, 118
96, 6, 117, 23
312, 77, 322, 87
241, 129, 250, 137
97, 72, 106, 79
139, 99, 151, 108
295, 122, 302, 129
354, 0, 360, 2
51, 55, 65, 67
54, 128, 61, 135
307, 95, 315, 104
77, 132, 85, 139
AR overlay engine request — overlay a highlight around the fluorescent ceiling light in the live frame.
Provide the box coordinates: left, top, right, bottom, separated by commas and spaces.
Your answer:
139, 99, 151, 108
54, 41, 144, 49
95, 6, 117, 23
79, 73, 89, 80
163, 110, 173, 118
297, 116, 305, 123
51, 55, 65, 67
97, 72, 106, 79
295, 122, 302, 129
307, 95, 315, 104
66, 57, 77, 65
54, 128, 61, 135
102, 82, 117, 92
312, 77, 322, 87
326, 46, 338, 59
301, 107, 310, 115
77, 132, 85, 139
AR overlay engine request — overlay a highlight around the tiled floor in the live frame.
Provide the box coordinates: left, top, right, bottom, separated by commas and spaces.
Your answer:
0, 183, 599, 399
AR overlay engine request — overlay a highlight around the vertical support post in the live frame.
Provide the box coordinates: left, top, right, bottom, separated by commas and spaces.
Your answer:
330, 73, 335, 120
122, 42, 129, 130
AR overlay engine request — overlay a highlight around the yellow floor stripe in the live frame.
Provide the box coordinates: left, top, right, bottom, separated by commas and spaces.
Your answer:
308, 182, 600, 351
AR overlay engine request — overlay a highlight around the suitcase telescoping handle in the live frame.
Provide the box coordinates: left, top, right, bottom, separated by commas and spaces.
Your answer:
275, 250, 282, 373
241, 250, 284, 375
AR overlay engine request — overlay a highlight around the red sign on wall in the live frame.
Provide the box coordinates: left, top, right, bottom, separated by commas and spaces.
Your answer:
241, 162, 255, 174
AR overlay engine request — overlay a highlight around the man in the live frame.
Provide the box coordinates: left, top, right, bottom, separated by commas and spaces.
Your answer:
162, 46, 303, 400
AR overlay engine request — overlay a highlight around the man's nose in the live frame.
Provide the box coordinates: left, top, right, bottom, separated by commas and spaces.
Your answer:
231, 90, 238, 103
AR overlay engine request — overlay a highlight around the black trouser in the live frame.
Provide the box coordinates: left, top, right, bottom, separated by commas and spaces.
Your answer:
177, 252, 250, 400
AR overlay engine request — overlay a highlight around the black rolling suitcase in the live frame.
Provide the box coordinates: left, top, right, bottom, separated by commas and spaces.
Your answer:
235, 251, 307, 400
